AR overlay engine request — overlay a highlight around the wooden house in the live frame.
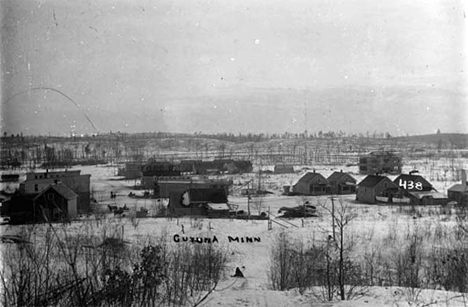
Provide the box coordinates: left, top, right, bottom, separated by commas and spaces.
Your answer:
327, 171, 357, 194
33, 183, 78, 221
8, 182, 77, 224
394, 173, 448, 206
356, 175, 399, 204
19, 170, 90, 213
292, 172, 330, 196
393, 174, 433, 192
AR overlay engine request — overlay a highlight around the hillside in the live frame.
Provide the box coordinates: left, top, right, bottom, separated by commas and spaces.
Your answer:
393, 133, 468, 148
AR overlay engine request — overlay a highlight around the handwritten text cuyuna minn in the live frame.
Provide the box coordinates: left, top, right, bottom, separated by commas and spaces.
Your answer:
173, 234, 261, 244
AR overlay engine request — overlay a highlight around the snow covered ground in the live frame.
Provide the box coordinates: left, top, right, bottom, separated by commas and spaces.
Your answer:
1, 159, 468, 306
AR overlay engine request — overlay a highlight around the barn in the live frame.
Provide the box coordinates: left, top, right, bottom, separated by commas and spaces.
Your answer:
356, 175, 399, 204
292, 172, 330, 196
327, 171, 357, 194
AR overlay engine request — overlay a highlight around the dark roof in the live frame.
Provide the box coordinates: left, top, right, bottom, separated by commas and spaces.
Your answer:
393, 174, 432, 187
327, 172, 356, 184
188, 188, 227, 203
409, 191, 447, 199
1, 174, 20, 182
358, 175, 390, 188
368, 151, 399, 157
448, 184, 468, 193
297, 172, 329, 185
34, 183, 78, 201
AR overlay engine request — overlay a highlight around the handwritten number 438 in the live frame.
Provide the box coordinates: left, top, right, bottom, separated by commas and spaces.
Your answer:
399, 179, 423, 190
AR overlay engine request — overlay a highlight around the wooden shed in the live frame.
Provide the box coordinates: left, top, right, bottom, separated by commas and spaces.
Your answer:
167, 188, 229, 217
448, 170, 468, 206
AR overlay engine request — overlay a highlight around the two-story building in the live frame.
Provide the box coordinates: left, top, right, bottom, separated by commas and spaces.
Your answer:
19, 169, 91, 212
359, 151, 402, 175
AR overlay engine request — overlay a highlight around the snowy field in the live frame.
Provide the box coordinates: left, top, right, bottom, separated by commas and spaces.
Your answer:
1, 158, 468, 306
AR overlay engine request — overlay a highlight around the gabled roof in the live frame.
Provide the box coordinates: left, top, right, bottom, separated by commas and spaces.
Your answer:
34, 183, 78, 201
448, 184, 468, 193
296, 172, 329, 185
394, 174, 432, 188
327, 171, 356, 184
358, 175, 391, 188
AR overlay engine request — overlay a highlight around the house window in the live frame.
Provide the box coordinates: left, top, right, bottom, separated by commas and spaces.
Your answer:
384, 183, 387, 188
34, 184, 39, 192
48, 194, 54, 201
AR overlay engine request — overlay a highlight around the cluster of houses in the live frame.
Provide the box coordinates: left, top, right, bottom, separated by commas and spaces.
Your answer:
123, 159, 253, 178
0, 169, 91, 224
0, 152, 466, 224
287, 169, 468, 206
122, 159, 253, 190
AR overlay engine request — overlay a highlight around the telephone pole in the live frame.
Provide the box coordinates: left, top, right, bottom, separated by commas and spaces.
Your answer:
330, 196, 336, 241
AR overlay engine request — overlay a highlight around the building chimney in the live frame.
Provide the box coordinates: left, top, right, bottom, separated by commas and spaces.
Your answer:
462, 169, 467, 188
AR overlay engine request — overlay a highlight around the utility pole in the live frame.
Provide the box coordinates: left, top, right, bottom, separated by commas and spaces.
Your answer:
247, 180, 251, 218
330, 196, 336, 241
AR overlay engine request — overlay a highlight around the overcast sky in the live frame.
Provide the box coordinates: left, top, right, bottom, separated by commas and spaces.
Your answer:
1, 0, 467, 136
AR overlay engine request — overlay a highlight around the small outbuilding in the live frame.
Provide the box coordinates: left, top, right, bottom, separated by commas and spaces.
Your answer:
327, 171, 357, 194
293, 172, 330, 196
274, 165, 295, 174
407, 191, 448, 206
448, 170, 468, 206
356, 175, 399, 204
168, 187, 229, 217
